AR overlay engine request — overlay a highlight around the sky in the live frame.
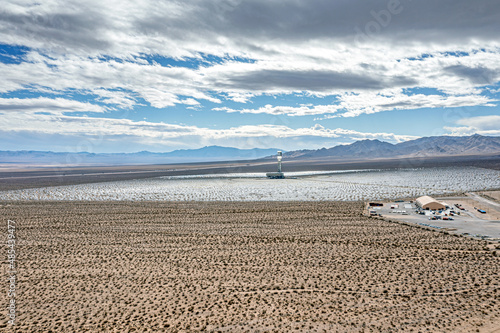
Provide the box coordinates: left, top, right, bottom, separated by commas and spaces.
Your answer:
1, 0, 500, 153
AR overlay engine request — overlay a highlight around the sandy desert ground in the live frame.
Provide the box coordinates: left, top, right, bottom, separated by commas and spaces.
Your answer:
480, 191, 500, 203
1, 201, 499, 332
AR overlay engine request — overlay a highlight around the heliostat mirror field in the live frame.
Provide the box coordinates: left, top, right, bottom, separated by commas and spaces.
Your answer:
1, 167, 499, 201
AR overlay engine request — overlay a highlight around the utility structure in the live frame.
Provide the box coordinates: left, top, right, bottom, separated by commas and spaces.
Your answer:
266, 151, 285, 179
415, 196, 446, 210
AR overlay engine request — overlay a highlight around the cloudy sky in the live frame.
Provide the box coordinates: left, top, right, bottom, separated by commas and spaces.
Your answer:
1, 0, 500, 153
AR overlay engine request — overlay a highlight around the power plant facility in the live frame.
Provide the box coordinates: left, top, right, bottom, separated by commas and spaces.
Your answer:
415, 196, 446, 210
266, 151, 285, 179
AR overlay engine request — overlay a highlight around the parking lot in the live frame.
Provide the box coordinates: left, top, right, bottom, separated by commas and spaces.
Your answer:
368, 194, 500, 242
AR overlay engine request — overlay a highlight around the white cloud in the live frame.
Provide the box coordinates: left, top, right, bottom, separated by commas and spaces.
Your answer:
0, 54, 227, 109
456, 115, 500, 130
445, 115, 500, 136
91, 89, 136, 109
1, 1, 500, 112
1, 47, 499, 113
1, 0, 500, 152
179, 98, 200, 106
0, 112, 416, 150
213, 104, 342, 116
0, 97, 105, 114
214, 93, 496, 118
334, 92, 497, 118
2, 0, 500, 59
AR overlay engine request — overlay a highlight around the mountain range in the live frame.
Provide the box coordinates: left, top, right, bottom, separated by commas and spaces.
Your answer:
1, 135, 499, 166
0, 146, 281, 165
283, 134, 500, 160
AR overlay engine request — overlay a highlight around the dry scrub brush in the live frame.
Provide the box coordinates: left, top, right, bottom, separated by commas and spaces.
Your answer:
0, 201, 498, 332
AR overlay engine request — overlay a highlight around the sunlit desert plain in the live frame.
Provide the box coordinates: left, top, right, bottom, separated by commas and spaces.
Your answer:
1, 201, 499, 332
1, 167, 499, 202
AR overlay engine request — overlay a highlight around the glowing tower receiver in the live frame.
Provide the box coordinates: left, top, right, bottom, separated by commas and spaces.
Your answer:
266, 151, 285, 179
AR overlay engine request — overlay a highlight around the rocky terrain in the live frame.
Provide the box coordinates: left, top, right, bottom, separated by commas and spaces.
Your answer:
284, 134, 500, 160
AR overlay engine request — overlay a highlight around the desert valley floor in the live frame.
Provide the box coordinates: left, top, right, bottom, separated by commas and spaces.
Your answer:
1, 201, 499, 332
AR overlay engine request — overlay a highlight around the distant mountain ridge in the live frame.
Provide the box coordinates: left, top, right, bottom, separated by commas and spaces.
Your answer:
1, 135, 499, 166
0, 146, 281, 165
284, 134, 500, 160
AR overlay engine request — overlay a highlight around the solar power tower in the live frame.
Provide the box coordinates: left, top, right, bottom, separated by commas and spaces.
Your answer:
266, 151, 285, 179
